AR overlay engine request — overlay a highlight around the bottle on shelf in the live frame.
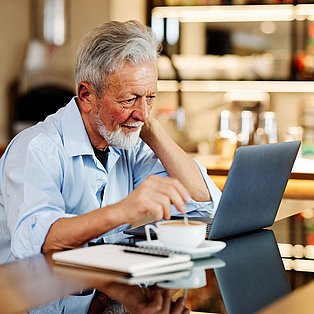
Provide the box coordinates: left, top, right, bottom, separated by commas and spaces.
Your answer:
237, 110, 255, 146
214, 109, 237, 159
236, 110, 276, 146
259, 111, 278, 144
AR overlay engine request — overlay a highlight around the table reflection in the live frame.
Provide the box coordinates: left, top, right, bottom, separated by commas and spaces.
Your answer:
1, 229, 293, 314
30, 283, 191, 314
34, 254, 224, 313
158, 257, 225, 290
214, 230, 291, 314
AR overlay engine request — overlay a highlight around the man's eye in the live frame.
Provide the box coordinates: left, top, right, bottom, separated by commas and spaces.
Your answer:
146, 96, 156, 103
124, 98, 136, 106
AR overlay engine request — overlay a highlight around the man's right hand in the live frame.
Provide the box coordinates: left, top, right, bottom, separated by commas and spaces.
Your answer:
42, 175, 190, 254
117, 175, 190, 223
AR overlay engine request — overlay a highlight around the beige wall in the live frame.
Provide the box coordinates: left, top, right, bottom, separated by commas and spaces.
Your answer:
0, 0, 146, 146
0, 0, 30, 145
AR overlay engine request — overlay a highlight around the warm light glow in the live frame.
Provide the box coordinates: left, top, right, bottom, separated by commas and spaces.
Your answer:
283, 258, 314, 272
301, 208, 314, 220
278, 243, 293, 258
292, 259, 314, 272
157, 80, 179, 92
305, 245, 314, 259
296, 4, 314, 21
166, 18, 179, 45
292, 244, 304, 259
152, 5, 294, 23
280, 243, 314, 273
282, 258, 293, 271
44, 0, 66, 46
152, 4, 314, 23
260, 21, 276, 34
157, 80, 314, 93
152, 16, 164, 42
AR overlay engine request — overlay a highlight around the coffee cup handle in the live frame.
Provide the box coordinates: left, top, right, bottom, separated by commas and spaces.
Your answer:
145, 224, 158, 243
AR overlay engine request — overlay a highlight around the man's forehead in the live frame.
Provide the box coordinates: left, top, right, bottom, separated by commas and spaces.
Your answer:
105, 71, 157, 95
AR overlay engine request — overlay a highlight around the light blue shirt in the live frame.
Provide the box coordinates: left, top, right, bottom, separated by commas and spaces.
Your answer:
0, 97, 221, 312
0, 97, 221, 260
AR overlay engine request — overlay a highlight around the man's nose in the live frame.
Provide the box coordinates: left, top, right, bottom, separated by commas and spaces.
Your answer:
133, 97, 150, 121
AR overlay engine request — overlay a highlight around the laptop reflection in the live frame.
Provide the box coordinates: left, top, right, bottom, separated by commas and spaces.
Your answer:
214, 229, 291, 314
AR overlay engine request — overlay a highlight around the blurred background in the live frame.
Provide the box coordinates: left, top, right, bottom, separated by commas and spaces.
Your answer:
0, 0, 145, 145
2, 0, 314, 303
1, 0, 314, 163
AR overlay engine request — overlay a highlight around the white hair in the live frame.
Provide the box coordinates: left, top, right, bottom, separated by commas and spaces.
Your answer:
74, 20, 162, 99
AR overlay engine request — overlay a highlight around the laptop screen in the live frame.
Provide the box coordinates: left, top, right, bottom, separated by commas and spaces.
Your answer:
208, 141, 301, 239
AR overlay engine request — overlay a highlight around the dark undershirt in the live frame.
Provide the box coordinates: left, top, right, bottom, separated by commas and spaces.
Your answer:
93, 147, 110, 169
93, 147, 110, 202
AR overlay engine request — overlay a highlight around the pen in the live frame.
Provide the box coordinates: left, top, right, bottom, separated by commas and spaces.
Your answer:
123, 249, 169, 258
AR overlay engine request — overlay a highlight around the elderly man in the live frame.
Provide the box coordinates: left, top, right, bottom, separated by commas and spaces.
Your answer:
0, 19, 222, 314
0, 20, 221, 262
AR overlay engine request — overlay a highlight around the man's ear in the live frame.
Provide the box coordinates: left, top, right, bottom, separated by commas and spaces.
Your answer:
77, 82, 94, 112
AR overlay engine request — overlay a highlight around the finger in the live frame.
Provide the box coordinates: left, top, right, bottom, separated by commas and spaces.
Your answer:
139, 199, 170, 221
137, 178, 180, 219
130, 176, 189, 219
151, 176, 190, 203
168, 178, 191, 203
145, 176, 188, 212
157, 183, 186, 213
170, 296, 190, 314
144, 289, 164, 314
146, 193, 172, 220
156, 288, 171, 313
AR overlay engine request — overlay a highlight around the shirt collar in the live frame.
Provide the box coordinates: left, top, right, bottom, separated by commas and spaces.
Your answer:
61, 97, 94, 157
61, 97, 123, 159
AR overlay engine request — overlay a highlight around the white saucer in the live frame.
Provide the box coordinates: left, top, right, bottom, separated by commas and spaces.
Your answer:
137, 240, 226, 260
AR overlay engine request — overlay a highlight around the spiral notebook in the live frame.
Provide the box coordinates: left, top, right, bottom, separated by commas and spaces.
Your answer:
52, 244, 193, 277
137, 239, 226, 259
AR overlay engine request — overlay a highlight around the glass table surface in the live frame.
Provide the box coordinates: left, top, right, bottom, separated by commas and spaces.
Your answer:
1, 211, 314, 314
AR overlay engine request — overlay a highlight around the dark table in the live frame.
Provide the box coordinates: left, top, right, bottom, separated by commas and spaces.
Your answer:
1, 207, 314, 314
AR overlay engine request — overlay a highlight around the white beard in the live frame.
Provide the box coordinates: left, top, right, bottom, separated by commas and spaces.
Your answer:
95, 112, 143, 150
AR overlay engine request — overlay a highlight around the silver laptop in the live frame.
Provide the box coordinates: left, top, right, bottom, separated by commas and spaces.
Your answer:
124, 141, 300, 240
208, 140, 300, 239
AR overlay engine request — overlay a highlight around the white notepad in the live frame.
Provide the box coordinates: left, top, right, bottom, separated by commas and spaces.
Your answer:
52, 244, 193, 277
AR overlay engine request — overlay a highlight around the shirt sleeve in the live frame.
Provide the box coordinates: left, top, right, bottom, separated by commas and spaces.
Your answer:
1, 136, 74, 259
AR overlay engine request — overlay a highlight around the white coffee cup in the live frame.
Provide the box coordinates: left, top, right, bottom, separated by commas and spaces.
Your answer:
145, 220, 207, 249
